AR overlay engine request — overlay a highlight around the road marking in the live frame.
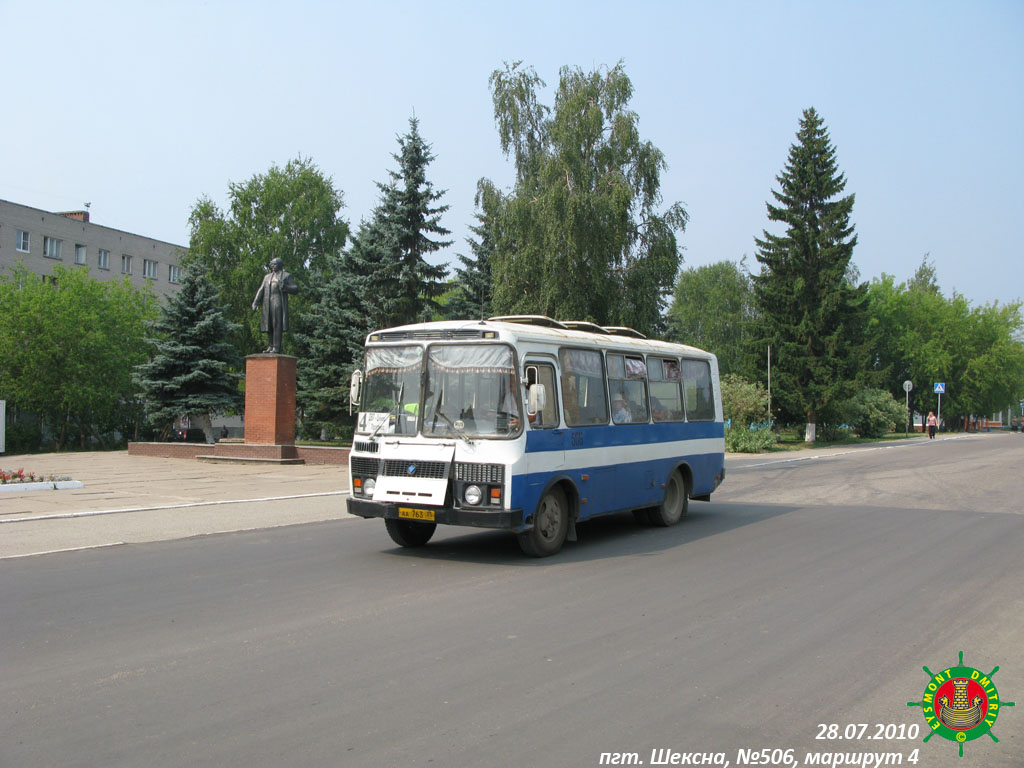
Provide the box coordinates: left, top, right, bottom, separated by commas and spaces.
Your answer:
0, 490, 351, 525
1, 542, 126, 559
735, 435, 973, 469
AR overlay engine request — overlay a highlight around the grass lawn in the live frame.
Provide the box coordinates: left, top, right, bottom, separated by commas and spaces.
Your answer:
771, 428, 924, 452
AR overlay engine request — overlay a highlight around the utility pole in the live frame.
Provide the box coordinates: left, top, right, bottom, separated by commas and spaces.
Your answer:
903, 380, 913, 435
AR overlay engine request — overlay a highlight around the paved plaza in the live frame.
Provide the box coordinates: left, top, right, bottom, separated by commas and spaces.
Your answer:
0, 451, 353, 559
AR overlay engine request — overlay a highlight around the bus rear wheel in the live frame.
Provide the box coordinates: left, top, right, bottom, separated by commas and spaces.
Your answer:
648, 470, 688, 526
518, 486, 569, 557
385, 518, 437, 547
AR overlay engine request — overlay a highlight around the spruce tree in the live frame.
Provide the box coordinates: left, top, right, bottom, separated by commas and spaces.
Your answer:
134, 262, 243, 442
370, 116, 451, 327
345, 213, 403, 334
294, 250, 368, 438
752, 107, 867, 441
446, 201, 496, 321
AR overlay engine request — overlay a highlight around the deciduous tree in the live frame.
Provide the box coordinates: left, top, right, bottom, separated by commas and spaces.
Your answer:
0, 263, 157, 449
667, 259, 757, 376
867, 262, 1024, 428
186, 157, 348, 356
484, 61, 687, 336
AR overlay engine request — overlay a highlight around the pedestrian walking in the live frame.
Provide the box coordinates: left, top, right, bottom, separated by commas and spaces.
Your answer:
926, 411, 938, 439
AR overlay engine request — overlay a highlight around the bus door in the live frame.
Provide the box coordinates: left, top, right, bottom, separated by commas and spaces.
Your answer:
524, 360, 564, 487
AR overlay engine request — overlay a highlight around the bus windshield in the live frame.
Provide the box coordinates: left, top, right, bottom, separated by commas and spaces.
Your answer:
358, 345, 423, 435
422, 344, 520, 438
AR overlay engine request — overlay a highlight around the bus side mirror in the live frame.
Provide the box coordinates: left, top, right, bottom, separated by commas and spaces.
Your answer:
349, 370, 363, 414
528, 383, 546, 414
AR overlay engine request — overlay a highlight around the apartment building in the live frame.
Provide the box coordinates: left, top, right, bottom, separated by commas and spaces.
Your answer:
0, 199, 186, 299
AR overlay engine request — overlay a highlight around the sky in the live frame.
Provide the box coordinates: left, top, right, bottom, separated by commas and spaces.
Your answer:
2, 0, 1022, 308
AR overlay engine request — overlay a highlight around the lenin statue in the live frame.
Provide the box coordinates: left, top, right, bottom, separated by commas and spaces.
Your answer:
252, 258, 299, 353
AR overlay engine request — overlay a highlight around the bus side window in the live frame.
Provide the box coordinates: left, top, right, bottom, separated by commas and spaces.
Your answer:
649, 358, 683, 422
681, 359, 715, 421
559, 348, 607, 427
526, 363, 559, 428
607, 353, 649, 423
562, 375, 581, 425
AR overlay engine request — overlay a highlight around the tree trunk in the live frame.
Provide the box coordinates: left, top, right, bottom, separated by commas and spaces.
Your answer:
199, 413, 216, 444
805, 410, 816, 443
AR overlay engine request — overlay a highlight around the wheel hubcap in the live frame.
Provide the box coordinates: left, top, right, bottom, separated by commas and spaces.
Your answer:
538, 497, 559, 540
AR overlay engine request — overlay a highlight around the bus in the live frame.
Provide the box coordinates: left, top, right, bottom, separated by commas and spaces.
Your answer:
346, 316, 725, 557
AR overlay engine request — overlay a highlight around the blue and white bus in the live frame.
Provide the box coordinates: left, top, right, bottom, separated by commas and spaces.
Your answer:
346, 316, 725, 556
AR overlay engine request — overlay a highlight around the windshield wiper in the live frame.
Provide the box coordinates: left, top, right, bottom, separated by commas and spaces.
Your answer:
370, 381, 404, 439
429, 386, 471, 443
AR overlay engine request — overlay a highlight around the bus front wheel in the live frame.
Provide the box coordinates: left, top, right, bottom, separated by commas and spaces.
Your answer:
518, 486, 569, 557
648, 470, 688, 526
385, 518, 437, 547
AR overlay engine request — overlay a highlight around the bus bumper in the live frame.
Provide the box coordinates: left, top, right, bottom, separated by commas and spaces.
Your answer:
347, 497, 526, 530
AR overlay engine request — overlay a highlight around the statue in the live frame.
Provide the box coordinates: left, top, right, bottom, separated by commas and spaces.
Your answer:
252, 257, 299, 353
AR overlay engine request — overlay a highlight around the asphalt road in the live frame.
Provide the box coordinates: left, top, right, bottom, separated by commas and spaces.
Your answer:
2, 433, 1022, 768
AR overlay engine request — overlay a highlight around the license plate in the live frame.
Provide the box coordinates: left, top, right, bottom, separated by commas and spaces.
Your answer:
398, 507, 435, 522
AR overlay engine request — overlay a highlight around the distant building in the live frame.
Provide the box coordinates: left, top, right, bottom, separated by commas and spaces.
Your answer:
0, 199, 186, 299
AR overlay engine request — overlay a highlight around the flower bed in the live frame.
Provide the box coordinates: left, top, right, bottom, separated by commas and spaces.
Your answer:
0, 468, 72, 484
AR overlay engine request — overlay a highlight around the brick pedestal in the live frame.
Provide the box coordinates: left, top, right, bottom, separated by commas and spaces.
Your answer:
244, 354, 297, 445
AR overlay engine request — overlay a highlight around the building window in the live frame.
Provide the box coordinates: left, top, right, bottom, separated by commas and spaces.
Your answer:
16, 230, 30, 252
143, 259, 158, 279
168, 264, 182, 284
43, 236, 62, 259
75, 244, 87, 265
121, 254, 132, 274
98, 248, 110, 270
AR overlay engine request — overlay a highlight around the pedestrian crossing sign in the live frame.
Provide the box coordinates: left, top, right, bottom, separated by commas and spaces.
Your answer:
934, 382, 945, 394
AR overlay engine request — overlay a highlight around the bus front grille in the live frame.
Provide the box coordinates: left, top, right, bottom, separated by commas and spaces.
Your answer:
381, 460, 449, 479
351, 457, 380, 477
454, 462, 505, 484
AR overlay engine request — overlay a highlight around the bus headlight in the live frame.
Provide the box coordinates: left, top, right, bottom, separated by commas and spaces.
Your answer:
363, 478, 376, 496
464, 484, 483, 506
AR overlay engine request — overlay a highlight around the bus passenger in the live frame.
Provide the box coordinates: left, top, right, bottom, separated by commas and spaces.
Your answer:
651, 396, 668, 422
612, 394, 632, 424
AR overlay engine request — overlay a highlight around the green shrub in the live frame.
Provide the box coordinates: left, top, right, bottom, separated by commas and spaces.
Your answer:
842, 389, 906, 439
725, 425, 777, 453
816, 423, 854, 442
720, 374, 769, 426
721, 374, 775, 451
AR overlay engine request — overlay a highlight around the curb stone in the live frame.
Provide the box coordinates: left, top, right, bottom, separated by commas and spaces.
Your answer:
0, 480, 85, 494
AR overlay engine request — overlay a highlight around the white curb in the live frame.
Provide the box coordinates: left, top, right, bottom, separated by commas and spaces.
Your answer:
0, 480, 84, 494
